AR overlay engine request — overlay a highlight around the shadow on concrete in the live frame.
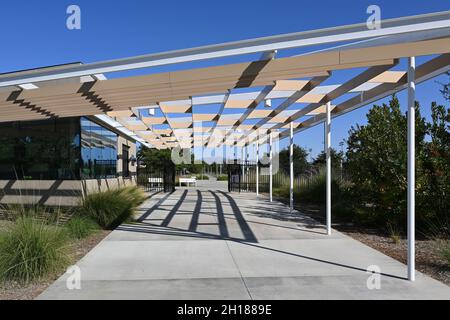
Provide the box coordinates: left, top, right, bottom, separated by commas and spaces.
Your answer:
118, 188, 406, 281
123, 189, 257, 242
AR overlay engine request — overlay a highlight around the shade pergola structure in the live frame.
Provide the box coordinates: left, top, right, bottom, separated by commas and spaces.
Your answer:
1, 11, 450, 281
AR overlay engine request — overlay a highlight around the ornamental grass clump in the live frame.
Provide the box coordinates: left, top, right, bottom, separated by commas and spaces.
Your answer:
65, 215, 99, 239
436, 240, 450, 266
0, 217, 70, 284
79, 186, 145, 229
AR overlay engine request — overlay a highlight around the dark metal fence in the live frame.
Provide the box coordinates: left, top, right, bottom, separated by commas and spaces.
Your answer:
228, 162, 348, 194
137, 162, 175, 193
227, 160, 270, 193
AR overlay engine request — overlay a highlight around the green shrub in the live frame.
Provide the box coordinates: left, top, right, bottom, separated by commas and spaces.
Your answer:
120, 186, 146, 207
79, 186, 145, 229
0, 217, 70, 284
65, 216, 99, 239
273, 186, 289, 199
434, 240, 450, 266
196, 175, 209, 180
0, 203, 67, 224
216, 175, 228, 181
293, 170, 344, 205
295, 171, 326, 203
387, 222, 401, 244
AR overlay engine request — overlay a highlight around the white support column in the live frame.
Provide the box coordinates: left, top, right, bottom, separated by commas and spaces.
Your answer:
241, 146, 245, 177
407, 56, 416, 282
325, 101, 332, 236
246, 145, 249, 191
256, 142, 260, 196
289, 122, 294, 212
269, 132, 273, 203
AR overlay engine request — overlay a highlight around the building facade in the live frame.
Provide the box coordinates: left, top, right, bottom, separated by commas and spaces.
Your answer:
0, 116, 137, 206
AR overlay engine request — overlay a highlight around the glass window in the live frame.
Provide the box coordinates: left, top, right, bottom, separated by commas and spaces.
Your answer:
0, 118, 81, 180
80, 117, 118, 179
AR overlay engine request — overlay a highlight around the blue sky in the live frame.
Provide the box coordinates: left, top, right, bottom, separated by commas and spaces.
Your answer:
0, 0, 448, 160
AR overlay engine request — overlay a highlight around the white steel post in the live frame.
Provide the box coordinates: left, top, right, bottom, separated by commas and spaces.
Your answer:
407, 56, 416, 282
246, 145, 249, 191
290, 122, 294, 212
241, 146, 244, 190
256, 142, 260, 196
269, 132, 273, 202
325, 102, 332, 236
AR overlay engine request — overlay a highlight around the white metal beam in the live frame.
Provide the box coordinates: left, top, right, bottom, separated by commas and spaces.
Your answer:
259, 50, 277, 61
0, 11, 448, 87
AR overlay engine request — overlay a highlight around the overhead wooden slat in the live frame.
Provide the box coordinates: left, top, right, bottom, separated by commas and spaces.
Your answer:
0, 37, 448, 150
2, 57, 386, 117
107, 110, 133, 117
224, 100, 254, 109
211, 84, 275, 147
235, 74, 329, 147
278, 53, 450, 141
10, 38, 447, 105
193, 126, 213, 133
123, 123, 148, 131
306, 104, 336, 115
339, 38, 450, 64
152, 128, 172, 135
141, 117, 167, 125
247, 109, 273, 119
273, 80, 309, 91
368, 71, 406, 83
173, 132, 193, 138
168, 121, 192, 129
217, 118, 239, 126
269, 116, 289, 123
281, 122, 302, 129
296, 93, 326, 103
159, 104, 192, 114
240, 63, 396, 146
236, 124, 254, 130
192, 114, 218, 122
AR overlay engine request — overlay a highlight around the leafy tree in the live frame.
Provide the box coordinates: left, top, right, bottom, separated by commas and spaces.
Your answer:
278, 144, 309, 176
312, 148, 344, 170
345, 95, 427, 226
439, 72, 450, 101
137, 147, 209, 175
137, 147, 171, 171
420, 102, 450, 222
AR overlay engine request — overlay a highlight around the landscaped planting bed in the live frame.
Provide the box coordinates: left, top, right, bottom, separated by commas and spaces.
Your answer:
0, 185, 146, 300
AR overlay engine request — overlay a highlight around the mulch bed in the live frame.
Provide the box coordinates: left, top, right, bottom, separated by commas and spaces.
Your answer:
0, 230, 110, 300
294, 202, 450, 287
339, 227, 450, 286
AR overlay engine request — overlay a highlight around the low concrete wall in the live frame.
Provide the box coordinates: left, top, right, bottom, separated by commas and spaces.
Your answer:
81, 176, 137, 194
0, 177, 137, 207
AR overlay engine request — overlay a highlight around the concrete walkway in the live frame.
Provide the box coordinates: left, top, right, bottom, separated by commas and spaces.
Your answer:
39, 182, 450, 300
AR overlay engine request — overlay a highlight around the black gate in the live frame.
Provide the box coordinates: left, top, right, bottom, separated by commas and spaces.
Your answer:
137, 161, 175, 193
227, 161, 269, 193
227, 162, 241, 192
